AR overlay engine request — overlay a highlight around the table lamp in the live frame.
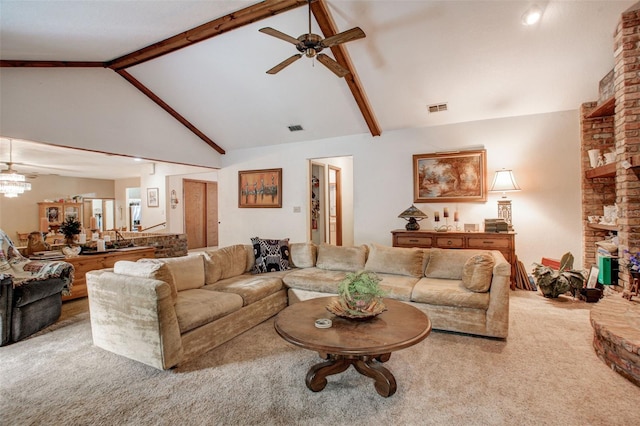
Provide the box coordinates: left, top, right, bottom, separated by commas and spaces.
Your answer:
398, 205, 428, 230
489, 169, 521, 230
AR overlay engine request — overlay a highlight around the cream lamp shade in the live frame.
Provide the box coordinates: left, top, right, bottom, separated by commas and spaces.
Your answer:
489, 169, 521, 197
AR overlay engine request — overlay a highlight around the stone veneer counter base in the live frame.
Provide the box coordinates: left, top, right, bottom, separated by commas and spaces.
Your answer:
590, 296, 640, 387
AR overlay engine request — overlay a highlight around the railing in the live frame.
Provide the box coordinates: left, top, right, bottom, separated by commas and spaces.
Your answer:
141, 222, 167, 232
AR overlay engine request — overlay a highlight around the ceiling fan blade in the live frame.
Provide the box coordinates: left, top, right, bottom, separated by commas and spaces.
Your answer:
266, 54, 302, 74
259, 27, 301, 45
316, 53, 349, 78
321, 27, 366, 48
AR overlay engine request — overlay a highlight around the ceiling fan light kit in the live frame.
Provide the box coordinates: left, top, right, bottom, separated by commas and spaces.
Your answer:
259, 0, 365, 77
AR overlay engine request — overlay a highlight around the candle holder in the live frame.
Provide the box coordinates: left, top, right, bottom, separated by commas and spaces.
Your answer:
434, 217, 452, 232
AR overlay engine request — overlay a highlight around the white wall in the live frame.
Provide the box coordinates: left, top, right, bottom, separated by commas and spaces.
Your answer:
219, 110, 582, 269
0, 68, 221, 169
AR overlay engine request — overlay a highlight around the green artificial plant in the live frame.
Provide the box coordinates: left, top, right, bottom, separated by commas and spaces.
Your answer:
532, 252, 585, 298
59, 216, 82, 244
338, 270, 386, 311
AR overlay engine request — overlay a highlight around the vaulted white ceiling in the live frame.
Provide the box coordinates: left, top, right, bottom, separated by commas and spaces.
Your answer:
0, 0, 635, 178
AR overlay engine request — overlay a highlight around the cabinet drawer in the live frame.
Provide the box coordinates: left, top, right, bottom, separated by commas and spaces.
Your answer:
396, 236, 432, 247
467, 238, 511, 249
435, 237, 464, 248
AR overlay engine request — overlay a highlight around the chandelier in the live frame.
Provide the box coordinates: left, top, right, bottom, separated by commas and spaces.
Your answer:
0, 139, 32, 198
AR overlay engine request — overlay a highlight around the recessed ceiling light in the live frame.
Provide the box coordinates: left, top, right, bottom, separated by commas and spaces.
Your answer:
522, 5, 543, 26
133, 158, 143, 162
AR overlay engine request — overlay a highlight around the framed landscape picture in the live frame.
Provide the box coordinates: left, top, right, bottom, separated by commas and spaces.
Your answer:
238, 168, 282, 208
413, 150, 487, 203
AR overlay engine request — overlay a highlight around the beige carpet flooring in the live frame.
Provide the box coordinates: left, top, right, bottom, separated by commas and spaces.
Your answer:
1, 291, 639, 425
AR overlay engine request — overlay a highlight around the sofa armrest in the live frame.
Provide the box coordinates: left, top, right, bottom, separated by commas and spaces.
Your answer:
486, 250, 510, 338
86, 270, 183, 369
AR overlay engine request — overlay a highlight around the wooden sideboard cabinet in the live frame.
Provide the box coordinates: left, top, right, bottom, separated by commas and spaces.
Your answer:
391, 230, 516, 287
62, 246, 155, 301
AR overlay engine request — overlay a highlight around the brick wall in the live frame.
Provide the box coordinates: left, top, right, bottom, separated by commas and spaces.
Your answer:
581, 8, 640, 294
614, 9, 640, 292
104, 231, 188, 258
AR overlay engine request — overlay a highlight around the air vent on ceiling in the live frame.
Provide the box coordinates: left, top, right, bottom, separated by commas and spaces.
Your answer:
288, 125, 304, 132
427, 103, 448, 113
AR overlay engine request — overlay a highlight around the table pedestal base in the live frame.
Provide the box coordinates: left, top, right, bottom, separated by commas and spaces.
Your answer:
305, 353, 396, 397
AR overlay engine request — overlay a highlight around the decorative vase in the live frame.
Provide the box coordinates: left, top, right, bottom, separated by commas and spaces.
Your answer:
588, 149, 601, 168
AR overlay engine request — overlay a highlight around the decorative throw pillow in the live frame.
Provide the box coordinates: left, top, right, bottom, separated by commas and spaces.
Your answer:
461, 253, 495, 293
251, 237, 291, 273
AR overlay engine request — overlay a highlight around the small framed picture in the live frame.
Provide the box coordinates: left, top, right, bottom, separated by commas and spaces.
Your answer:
147, 187, 159, 208
586, 266, 599, 288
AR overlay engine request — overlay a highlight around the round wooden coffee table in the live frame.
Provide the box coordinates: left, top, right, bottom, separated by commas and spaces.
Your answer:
274, 296, 431, 397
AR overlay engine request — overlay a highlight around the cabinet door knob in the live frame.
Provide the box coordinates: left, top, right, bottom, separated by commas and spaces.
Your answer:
447, 240, 452, 245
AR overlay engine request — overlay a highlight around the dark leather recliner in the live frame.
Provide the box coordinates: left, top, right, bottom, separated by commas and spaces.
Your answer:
0, 274, 70, 346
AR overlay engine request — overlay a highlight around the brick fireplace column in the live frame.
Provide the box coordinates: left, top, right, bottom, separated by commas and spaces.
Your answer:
614, 7, 640, 292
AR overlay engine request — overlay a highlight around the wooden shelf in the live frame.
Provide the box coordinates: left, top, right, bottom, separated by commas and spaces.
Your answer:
588, 223, 617, 232
586, 162, 616, 178
587, 96, 615, 118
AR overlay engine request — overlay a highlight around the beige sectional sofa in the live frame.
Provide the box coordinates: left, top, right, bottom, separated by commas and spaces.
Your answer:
86, 242, 510, 370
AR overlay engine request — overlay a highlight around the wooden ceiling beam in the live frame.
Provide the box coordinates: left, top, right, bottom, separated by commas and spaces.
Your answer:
311, 0, 381, 137
107, 0, 309, 70
116, 70, 226, 155
0, 60, 104, 68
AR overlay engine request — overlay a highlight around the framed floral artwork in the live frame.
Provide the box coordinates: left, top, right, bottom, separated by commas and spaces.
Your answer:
413, 150, 487, 203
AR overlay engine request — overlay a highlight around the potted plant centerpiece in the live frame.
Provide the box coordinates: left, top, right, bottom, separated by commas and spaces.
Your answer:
59, 216, 82, 246
532, 252, 585, 298
327, 270, 387, 319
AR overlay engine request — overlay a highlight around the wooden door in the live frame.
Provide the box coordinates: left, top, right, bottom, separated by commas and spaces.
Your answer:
184, 180, 218, 249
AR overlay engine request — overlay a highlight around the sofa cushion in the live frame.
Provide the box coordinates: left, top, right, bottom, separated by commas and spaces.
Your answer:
411, 277, 490, 310
376, 273, 420, 301
461, 253, 495, 292
114, 259, 178, 304
203, 274, 283, 306
316, 244, 367, 272
251, 237, 290, 273
365, 244, 424, 278
290, 242, 317, 268
282, 267, 348, 294
160, 254, 205, 292
424, 248, 492, 280
204, 245, 247, 284
174, 289, 243, 334
244, 245, 255, 273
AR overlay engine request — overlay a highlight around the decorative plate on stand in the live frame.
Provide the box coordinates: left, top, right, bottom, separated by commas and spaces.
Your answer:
326, 297, 386, 320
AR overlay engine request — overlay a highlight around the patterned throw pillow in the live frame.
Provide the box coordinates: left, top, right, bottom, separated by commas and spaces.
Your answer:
251, 237, 291, 274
